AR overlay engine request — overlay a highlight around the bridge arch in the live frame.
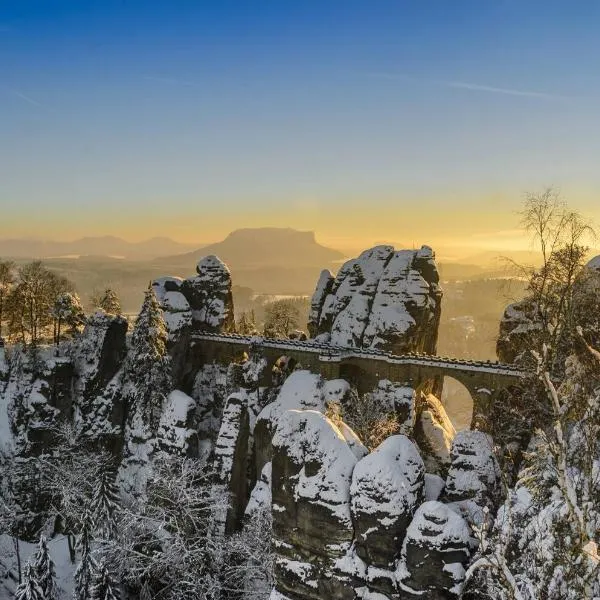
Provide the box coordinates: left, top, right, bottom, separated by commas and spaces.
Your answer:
440, 376, 473, 431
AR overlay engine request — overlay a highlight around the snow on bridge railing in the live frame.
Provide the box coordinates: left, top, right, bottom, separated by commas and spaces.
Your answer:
190, 332, 529, 378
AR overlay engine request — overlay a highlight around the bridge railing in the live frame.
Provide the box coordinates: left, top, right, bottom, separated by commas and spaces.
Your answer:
190, 332, 529, 378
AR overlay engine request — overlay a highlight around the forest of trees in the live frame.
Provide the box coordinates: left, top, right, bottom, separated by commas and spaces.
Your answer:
235, 296, 309, 339
0, 259, 121, 347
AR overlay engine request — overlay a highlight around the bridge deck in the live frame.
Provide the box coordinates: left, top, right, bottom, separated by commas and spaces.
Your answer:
190, 332, 528, 379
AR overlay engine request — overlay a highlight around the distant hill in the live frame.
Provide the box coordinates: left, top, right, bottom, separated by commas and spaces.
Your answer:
157, 228, 346, 269
0, 236, 199, 260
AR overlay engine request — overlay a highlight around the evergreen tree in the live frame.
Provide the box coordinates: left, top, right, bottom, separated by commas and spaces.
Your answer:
73, 510, 97, 600
98, 289, 121, 315
90, 467, 119, 539
124, 287, 171, 431
32, 535, 57, 600
52, 292, 86, 346
236, 311, 257, 335
90, 562, 120, 600
14, 563, 44, 600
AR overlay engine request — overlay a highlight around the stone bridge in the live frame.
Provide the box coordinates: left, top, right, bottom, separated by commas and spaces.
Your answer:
190, 333, 528, 429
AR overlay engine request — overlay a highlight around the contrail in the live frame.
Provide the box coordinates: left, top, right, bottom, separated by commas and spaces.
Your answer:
365, 72, 570, 101
8, 88, 43, 107
442, 80, 567, 100
142, 75, 200, 88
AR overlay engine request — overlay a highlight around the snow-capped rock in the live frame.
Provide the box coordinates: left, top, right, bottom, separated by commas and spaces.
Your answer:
586, 254, 600, 271
397, 501, 471, 598
444, 430, 501, 515
71, 311, 128, 436
156, 390, 197, 456
308, 245, 442, 355
271, 409, 362, 600
496, 298, 544, 365
152, 277, 192, 344
365, 380, 415, 435
180, 255, 235, 332
350, 435, 425, 569
254, 371, 364, 479
413, 393, 456, 476
213, 393, 250, 532
245, 462, 272, 517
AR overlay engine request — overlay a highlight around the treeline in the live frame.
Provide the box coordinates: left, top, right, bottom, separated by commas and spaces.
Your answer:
0, 259, 121, 346
236, 296, 309, 338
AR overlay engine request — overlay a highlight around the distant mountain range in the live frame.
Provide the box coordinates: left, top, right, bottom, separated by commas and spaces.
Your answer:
156, 228, 346, 269
0, 236, 199, 260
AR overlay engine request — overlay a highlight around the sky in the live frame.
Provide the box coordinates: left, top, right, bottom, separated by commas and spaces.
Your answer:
2, 1, 600, 254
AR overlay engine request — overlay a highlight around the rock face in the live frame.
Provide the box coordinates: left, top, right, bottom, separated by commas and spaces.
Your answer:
213, 393, 250, 533
397, 501, 471, 599
152, 277, 192, 344
271, 409, 364, 600
180, 255, 235, 333
364, 380, 416, 434
72, 312, 128, 436
414, 393, 456, 476
156, 390, 197, 457
496, 298, 544, 365
254, 371, 356, 480
444, 430, 501, 516
308, 245, 442, 355
350, 435, 425, 568
4, 349, 73, 453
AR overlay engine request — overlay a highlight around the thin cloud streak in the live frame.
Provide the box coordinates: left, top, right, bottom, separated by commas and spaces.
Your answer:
142, 75, 201, 88
6, 88, 44, 107
443, 80, 567, 100
366, 71, 571, 102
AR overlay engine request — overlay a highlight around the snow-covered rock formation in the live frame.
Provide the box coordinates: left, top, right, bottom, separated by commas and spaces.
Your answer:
414, 393, 457, 476
396, 501, 471, 598
151, 276, 192, 344
179, 255, 235, 333
350, 435, 424, 569
496, 298, 543, 365
308, 245, 442, 355
444, 430, 501, 517
71, 311, 128, 441
271, 409, 365, 600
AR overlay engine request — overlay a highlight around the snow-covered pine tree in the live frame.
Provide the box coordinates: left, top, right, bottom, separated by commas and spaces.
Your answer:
32, 535, 57, 600
98, 289, 121, 315
52, 292, 85, 346
124, 286, 172, 432
90, 561, 120, 600
236, 311, 257, 335
73, 509, 98, 600
14, 563, 45, 600
117, 287, 173, 500
90, 467, 119, 539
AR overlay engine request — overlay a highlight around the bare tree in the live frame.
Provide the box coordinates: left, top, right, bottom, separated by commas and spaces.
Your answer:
508, 188, 596, 367
5, 262, 75, 345
466, 190, 600, 599
263, 298, 301, 338
0, 259, 15, 338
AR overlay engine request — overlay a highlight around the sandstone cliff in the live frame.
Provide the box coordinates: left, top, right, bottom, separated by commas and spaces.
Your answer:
308, 245, 442, 355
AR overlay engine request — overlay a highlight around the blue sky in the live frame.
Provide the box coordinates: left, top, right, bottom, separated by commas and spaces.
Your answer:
2, 1, 600, 250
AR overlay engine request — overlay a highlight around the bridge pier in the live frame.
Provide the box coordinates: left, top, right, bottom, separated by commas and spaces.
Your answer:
470, 387, 494, 431
318, 355, 341, 380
